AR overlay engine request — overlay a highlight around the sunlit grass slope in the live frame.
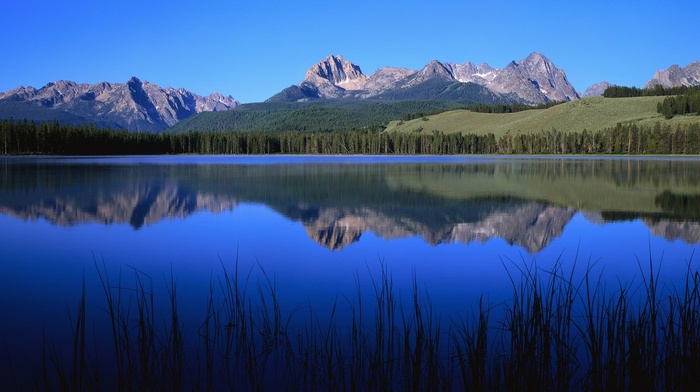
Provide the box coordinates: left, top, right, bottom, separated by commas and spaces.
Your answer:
384, 96, 700, 136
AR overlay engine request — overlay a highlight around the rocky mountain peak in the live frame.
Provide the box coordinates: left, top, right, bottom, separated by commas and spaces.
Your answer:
448, 61, 497, 84
520, 52, 558, 80
491, 52, 580, 103
127, 76, 142, 86
582, 81, 613, 97
304, 54, 369, 91
421, 60, 455, 79
522, 52, 548, 66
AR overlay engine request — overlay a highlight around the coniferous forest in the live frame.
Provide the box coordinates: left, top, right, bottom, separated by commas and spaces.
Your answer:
2, 118, 700, 155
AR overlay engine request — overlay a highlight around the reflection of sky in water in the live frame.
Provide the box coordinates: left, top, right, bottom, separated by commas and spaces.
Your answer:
3, 204, 698, 354
2, 156, 700, 378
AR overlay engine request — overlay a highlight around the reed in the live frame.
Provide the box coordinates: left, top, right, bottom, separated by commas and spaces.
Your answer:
15, 251, 700, 391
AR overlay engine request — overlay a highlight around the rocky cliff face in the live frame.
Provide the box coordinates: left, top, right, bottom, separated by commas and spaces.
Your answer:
0, 78, 239, 132
361, 66, 416, 95
304, 55, 369, 93
447, 62, 498, 84
488, 53, 580, 103
272, 52, 579, 104
644, 62, 700, 89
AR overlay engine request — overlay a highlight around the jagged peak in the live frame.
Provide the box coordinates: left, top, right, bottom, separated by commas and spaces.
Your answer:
520, 52, 556, 70
524, 51, 548, 61
309, 54, 364, 75
304, 54, 368, 92
42, 80, 77, 89
419, 60, 454, 78
127, 76, 143, 85
325, 54, 344, 62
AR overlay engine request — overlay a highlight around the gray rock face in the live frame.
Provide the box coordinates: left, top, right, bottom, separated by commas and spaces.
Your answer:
362, 66, 416, 95
305, 55, 369, 92
275, 52, 580, 104
644, 62, 700, 88
447, 62, 498, 84
488, 52, 580, 103
0, 78, 239, 132
582, 81, 613, 97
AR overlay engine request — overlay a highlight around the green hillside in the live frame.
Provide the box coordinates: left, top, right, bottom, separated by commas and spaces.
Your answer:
169, 100, 465, 133
384, 96, 700, 136
0, 100, 122, 129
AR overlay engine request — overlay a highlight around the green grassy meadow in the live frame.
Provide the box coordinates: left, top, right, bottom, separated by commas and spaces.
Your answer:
384, 96, 700, 136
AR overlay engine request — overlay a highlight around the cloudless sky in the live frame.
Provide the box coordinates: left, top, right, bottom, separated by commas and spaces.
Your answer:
1, 0, 698, 103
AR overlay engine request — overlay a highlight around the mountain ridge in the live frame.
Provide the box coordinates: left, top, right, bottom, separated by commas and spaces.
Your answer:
269, 52, 580, 104
0, 77, 239, 132
644, 61, 700, 89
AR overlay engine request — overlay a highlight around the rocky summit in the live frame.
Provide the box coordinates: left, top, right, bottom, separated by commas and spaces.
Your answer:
645, 62, 700, 89
0, 78, 239, 132
269, 52, 580, 104
582, 81, 614, 97
487, 52, 580, 103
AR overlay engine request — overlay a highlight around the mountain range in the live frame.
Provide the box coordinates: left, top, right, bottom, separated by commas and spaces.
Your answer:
644, 61, 700, 89
268, 52, 580, 104
0, 77, 239, 132
1, 54, 699, 132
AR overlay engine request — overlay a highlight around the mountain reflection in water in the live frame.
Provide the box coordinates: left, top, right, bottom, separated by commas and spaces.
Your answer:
2, 156, 700, 253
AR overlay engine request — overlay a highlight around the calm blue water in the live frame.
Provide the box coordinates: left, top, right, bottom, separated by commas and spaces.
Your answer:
2, 155, 699, 380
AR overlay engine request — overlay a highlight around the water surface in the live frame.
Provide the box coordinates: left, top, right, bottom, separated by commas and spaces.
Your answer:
2, 155, 700, 381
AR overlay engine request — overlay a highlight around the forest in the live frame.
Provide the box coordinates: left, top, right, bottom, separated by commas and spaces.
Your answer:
657, 89, 700, 118
2, 118, 700, 156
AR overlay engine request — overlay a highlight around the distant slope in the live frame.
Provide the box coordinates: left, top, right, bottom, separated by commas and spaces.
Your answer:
168, 100, 465, 133
371, 77, 512, 102
0, 100, 122, 128
384, 96, 700, 136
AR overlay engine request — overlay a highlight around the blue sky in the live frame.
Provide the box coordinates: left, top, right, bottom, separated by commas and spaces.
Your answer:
1, 0, 698, 103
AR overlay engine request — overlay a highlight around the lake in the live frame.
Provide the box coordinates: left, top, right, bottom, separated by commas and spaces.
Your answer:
2, 155, 700, 389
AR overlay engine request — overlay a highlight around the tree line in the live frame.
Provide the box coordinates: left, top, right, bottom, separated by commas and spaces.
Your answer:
400, 102, 565, 122
2, 118, 700, 156
465, 101, 564, 114
603, 84, 700, 98
657, 89, 700, 118
495, 122, 700, 155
